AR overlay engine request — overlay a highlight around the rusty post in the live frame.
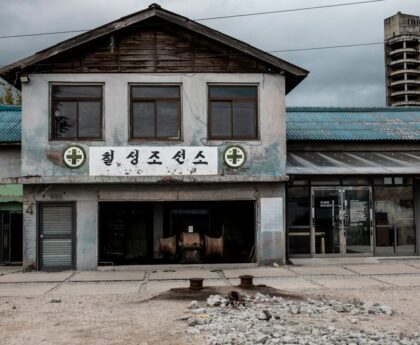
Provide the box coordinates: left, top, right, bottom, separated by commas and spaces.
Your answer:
189, 278, 204, 290
239, 275, 254, 288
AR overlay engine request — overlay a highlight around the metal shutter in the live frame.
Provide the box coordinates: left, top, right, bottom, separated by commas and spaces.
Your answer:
39, 204, 74, 270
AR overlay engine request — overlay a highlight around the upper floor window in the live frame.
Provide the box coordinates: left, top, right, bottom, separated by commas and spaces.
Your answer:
208, 85, 258, 140
130, 85, 181, 140
51, 85, 103, 140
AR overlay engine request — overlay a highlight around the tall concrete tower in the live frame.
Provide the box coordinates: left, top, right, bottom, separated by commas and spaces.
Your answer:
384, 12, 420, 106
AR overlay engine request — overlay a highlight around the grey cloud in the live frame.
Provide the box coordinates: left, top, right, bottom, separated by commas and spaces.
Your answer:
0, 0, 418, 106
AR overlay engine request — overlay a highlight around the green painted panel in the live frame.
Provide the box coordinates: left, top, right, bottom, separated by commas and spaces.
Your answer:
0, 185, 23, 203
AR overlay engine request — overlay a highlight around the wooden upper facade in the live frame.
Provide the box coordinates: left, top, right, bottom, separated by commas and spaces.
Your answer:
0, 4, 308, 93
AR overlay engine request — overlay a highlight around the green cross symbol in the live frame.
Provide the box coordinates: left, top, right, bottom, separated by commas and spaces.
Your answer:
227, 148, 244, 165
66, 148, 83, 166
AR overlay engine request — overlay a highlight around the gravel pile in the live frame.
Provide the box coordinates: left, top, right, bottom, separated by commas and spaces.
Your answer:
183, 292, 420, 345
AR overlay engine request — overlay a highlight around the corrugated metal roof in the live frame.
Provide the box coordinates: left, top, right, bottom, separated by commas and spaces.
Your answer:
286, 107, 420, 141
1, 106, 420, 143
0, 105, 21, 143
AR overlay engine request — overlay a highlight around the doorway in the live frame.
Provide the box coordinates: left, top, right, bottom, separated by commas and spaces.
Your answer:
311, 187, 373, 256
98, 201, 256, 265
0, 211, 23, 264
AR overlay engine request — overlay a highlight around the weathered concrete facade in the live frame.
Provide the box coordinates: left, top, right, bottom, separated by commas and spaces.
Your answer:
21, 73, 286, 180
19, 72, 287, 270
22, 183, 286, 269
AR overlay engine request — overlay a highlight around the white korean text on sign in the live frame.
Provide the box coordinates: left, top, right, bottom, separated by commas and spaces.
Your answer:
89, 147, 218, 176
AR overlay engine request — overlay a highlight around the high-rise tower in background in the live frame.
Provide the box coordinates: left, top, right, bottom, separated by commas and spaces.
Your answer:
384, 12, 420, 106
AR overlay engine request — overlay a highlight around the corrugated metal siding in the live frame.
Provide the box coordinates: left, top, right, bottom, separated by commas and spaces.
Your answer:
42, 239, 72, 268
0, 105, 21, 143
286, 107, 420, 141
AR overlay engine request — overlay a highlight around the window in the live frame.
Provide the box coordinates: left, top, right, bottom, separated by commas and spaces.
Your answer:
51, 85, 103, 140
130, 85, 181, 140
208, 85, 258, 140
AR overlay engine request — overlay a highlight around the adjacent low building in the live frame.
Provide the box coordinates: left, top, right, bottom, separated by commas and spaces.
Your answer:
286, 107, 420, 258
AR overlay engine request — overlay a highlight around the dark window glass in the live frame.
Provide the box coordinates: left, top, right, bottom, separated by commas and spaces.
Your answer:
209, 86, 258, 140
233, 102, 257, 138
51, 85, 102, 140
209, 86, 257, 99
78, 102, 101, 138
156, 102, 178, 138
53, 85, 102, 98
210, 102, 232, 138
132, 102, 155, 138
132, 86, 179, 99
130, 85, 181, 140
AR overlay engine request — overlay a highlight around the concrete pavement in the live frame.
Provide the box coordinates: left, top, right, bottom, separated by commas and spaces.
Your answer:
0, 260, 420, 296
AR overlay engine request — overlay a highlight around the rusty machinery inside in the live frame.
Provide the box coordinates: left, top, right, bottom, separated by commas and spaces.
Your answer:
98, 201, 255, 265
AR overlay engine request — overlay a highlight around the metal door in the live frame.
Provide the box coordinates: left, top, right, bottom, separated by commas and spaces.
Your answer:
311, 187, 373, 256
39, 203, 75, 270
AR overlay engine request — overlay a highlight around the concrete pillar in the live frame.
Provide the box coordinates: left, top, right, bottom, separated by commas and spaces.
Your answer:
22, 195, 37, 269
76, 200, 98, 270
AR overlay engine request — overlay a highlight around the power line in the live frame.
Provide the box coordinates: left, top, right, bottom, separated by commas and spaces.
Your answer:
0, 0, 386, 40
270, 41, 384, 53
194, 0, 386, 21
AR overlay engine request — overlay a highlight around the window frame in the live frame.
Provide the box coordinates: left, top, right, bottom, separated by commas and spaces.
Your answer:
50, 83, 104, 141
207, 84, 259, 141
129, 84, 182, 141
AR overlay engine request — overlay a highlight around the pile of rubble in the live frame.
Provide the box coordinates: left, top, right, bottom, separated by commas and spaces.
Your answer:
182, 292, 420, 345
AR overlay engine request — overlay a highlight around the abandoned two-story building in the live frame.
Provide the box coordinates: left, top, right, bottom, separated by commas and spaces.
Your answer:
0, 5, 419, 270
0, 4, 309, 270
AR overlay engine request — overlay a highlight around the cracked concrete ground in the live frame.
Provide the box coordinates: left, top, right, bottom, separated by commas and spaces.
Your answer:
1, 260, 420, 344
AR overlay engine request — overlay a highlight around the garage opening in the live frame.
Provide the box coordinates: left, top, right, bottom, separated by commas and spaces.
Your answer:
98, 201, 255, 265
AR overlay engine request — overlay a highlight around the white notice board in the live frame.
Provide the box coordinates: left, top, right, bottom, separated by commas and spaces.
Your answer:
261, 197, 283, 233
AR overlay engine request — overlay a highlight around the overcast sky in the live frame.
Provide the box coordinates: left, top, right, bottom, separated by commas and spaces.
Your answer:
0, 0, 418, 106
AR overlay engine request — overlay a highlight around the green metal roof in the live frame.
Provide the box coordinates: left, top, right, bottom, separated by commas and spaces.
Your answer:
1, 106, 420, 143
286, 107, 420, 141
0, 105, 21, 143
